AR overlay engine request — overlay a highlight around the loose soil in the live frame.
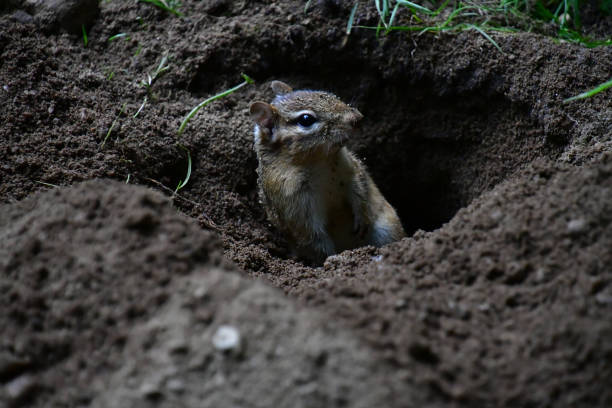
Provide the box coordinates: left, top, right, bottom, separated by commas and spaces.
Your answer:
1, 1, 611, 407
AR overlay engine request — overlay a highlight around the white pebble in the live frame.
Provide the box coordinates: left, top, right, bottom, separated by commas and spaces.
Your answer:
489, 209, 503, 221
6, 375, 33, 399
193, 285, 208, 299
212, 325, 241, 351
166, 379, 185, 393
567, 218, 587, 234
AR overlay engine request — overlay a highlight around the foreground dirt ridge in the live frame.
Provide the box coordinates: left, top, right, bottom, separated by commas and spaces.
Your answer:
1, 0, 611, 407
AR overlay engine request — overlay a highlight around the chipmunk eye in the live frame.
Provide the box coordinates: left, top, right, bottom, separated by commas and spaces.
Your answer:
296, 114, 317, 127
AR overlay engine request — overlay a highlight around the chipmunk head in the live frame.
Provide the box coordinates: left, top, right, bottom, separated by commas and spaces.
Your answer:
250, 81, 363, 155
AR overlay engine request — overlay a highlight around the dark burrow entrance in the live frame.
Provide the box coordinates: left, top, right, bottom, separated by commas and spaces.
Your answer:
349, 78, 562, 235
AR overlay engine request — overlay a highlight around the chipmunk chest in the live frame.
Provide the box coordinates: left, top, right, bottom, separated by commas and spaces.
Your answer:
306, 159, 352, 209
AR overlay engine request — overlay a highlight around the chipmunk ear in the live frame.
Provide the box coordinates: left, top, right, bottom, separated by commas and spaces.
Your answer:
270, 81, 293, 96
250, 101, 278, 142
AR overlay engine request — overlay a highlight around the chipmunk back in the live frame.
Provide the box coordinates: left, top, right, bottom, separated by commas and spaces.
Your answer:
250, 81, 405, 263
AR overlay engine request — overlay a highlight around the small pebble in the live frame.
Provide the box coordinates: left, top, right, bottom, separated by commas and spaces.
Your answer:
166, 378, 185, 393
489, 209, 503, 222
394, 299, 406, 310
139, 382, 163, 400
6, 375, 35, 400
212, 325, 241, 351
595, 293, 612, 305
567, 218, 587, 234
193, 286, 208, 299
533, 267, 544, 281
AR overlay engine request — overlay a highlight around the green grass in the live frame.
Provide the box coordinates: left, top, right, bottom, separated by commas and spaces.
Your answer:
305, 0, 313, 12
138, 0, 183, 17
564, 77, 612, 102
82, 25, 88, 47
178, 73, 255, 135
354, 0, 509, 52
173, 74, 256, 192
133, 44, 143, 57
101, 102, 127, 148
108, 33, 128, 42
347, 2, 359, 34
175, 145, 192, 192
351, 0, 612, 50
135, 54, 170, 118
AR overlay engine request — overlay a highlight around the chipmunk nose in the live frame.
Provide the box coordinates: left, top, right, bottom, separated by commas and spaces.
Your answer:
346, 108, 363, 127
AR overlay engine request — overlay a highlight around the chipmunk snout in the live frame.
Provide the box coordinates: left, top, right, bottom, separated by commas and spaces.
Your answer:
345, 108, 363, 128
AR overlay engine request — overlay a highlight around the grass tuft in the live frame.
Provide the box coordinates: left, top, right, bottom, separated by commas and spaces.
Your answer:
353, 0, 612, 50
138, 0, 183, 17
135, 54, 170, 118
178, 73, 255, 135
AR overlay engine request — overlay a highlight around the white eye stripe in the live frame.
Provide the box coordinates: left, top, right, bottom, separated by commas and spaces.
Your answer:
290, 110, 317, 121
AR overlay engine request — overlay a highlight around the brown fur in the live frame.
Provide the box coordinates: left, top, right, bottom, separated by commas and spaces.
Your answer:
250, 81, 405, 263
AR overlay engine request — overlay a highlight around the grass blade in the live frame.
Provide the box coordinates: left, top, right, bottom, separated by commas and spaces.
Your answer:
108, 33, 128, 42
82, 25, 88, 47
101, 102, 127, 148
346, 2, 359, 35
374, 0, 389, 29
138, 0, 183, 17
133, 95, 148, 118
178, 73, 255, 135
175, 145, 192, 192
387, 3, 401, 30
564, 78, 612, 103
304, 0, 312, 13
468, 24, 505, 54
396, 0, 435, 15
35, 180, 60, 188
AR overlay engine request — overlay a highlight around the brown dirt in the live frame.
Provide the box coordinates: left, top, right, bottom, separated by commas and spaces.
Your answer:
1, 0, 611, 407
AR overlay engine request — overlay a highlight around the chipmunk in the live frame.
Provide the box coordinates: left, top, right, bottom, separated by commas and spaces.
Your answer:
250, 81, 405, 264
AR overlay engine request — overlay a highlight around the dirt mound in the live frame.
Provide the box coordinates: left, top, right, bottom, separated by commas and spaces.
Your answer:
1, 181, 411, 407
288, 154, 612, 406
1, 0, 611, 407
